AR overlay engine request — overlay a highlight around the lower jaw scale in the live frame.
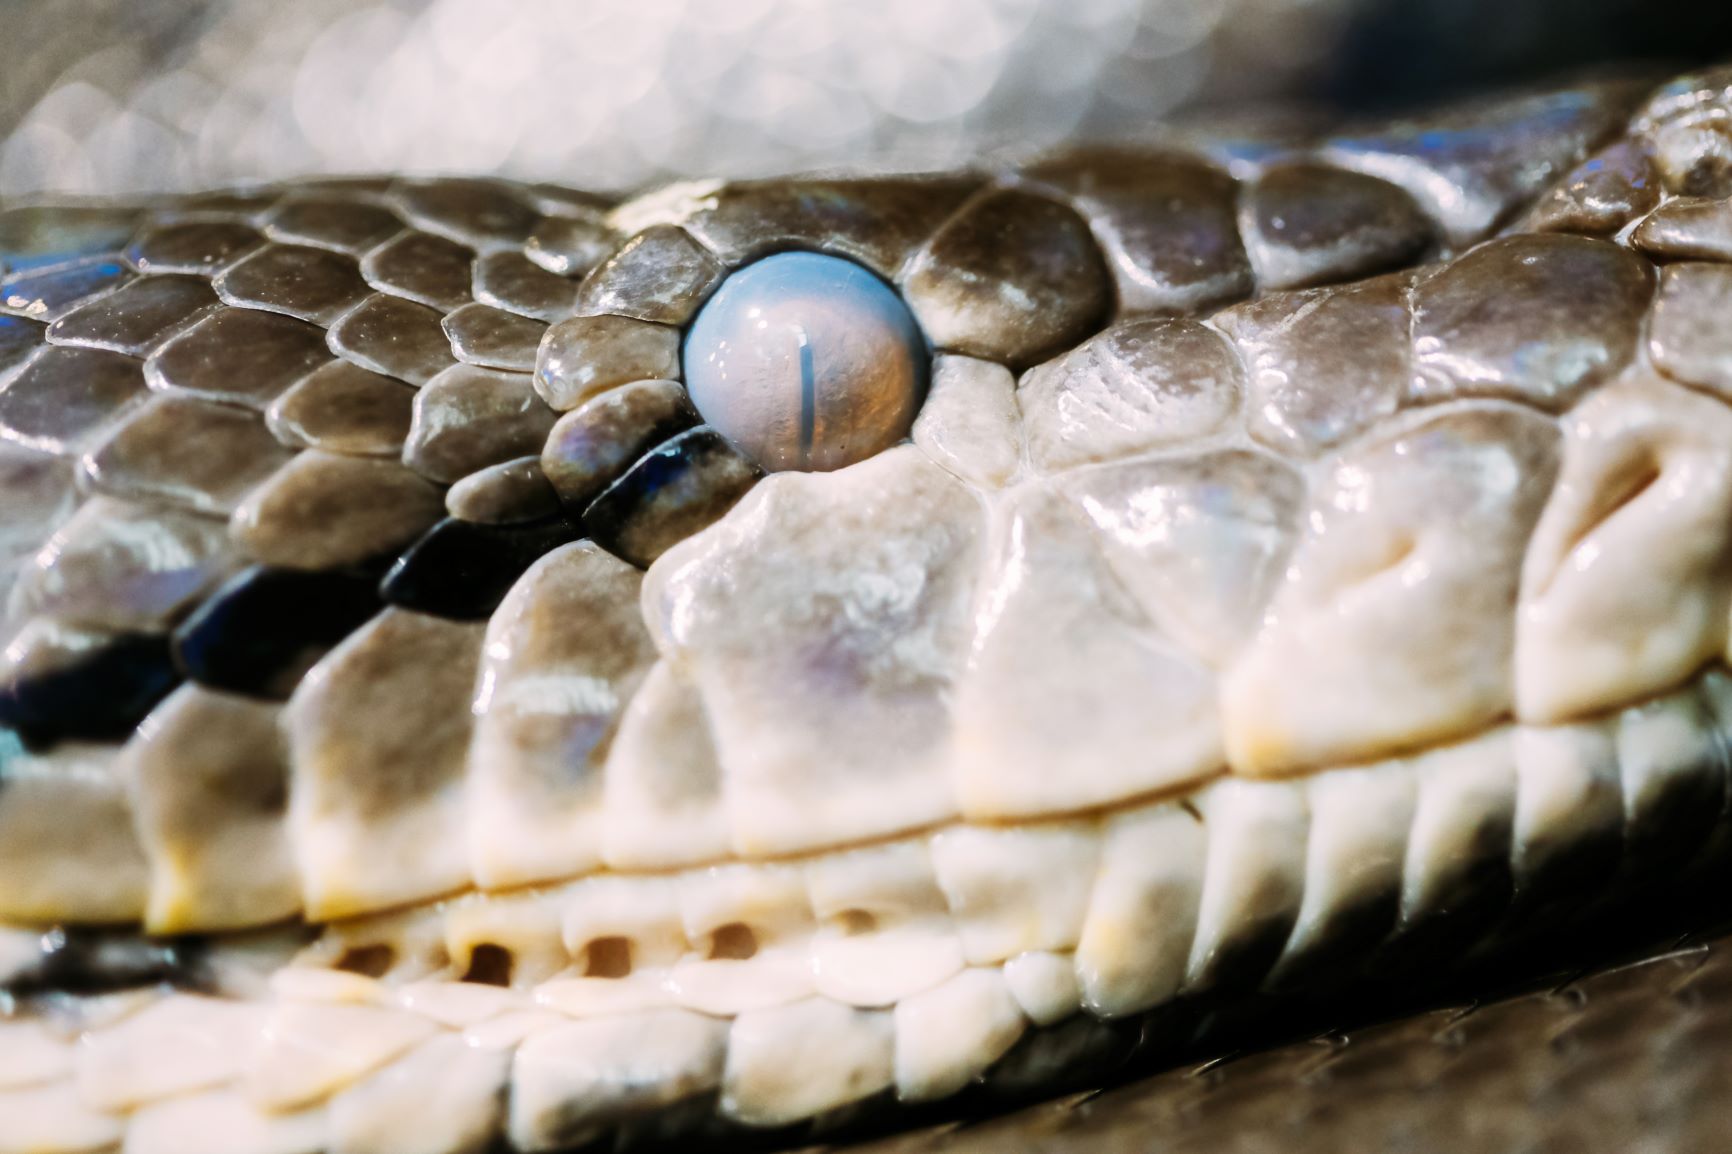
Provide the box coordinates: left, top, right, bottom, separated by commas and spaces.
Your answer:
4, 664, 1731, 1154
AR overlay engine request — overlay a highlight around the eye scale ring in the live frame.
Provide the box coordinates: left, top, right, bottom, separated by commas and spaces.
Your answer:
682, 251, 928, 473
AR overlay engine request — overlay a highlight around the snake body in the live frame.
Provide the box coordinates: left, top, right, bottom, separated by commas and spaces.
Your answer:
1, 58, 1732, 1154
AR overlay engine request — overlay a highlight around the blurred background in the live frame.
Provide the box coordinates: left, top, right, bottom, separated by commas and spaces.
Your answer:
2, 0, 1731, 198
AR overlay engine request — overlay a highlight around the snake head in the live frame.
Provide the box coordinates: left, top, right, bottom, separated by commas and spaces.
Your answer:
1, 60, 1731, 1153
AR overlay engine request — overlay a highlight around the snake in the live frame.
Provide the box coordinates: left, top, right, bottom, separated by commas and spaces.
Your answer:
2, 40, 1732, 1154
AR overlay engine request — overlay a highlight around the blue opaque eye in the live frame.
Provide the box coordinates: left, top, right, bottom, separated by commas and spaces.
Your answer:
682, 251, 928, 473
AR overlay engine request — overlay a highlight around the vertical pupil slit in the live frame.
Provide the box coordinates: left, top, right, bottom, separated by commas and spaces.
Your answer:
797, 325, 816, 468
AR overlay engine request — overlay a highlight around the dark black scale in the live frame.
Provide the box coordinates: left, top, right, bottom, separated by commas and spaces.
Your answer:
172, 565, 385, 700
0, 632, 179, 741
0, 927, 207, 997
0, 313, 45, 375
583, 425, 763, 569
380, 514, 585, 620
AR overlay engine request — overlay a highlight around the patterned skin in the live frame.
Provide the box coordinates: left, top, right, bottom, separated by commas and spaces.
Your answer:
1, 60, 1732, 1154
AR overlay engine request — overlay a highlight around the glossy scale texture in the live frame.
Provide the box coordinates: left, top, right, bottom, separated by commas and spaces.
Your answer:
5, 59, 1732, 1154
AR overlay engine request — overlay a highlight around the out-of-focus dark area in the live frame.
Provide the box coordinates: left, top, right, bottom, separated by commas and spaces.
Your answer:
1, 0, 1730, 196
1324, 0, 1732, 105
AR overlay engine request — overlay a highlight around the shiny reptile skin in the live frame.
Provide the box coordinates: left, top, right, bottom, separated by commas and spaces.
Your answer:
5, 27, 1732, 1154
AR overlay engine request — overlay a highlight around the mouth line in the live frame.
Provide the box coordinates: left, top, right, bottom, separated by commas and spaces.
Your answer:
10, 659, 1727, 998
1, 661, 1728, 1152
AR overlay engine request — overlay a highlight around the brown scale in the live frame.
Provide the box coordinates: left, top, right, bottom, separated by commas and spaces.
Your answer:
146, 307, 333, 407
572, 224, 726, 326
263, 198, 404, 256
472, 251, 580, 323
82, 394, 294, 517
326, 293, 456, 386
403, 364, 557, 485
44, 274, 218, 355
440, 302, 547, 373
265, 361, 416, 459
214, 244, 373, 327
359, 230, 476, 312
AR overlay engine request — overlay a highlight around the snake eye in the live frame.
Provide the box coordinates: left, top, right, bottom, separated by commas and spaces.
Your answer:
682, 251, 928, 473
